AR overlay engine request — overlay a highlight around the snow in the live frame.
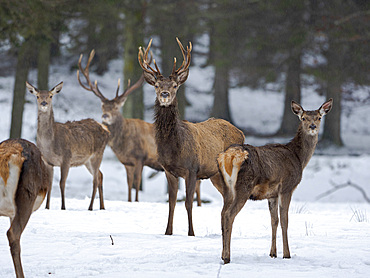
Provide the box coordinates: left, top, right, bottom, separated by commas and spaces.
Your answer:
1, 48, 370, 277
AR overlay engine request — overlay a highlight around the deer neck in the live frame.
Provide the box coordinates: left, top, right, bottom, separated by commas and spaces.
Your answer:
154, 98, 186, 148
105, 114, 127, 147
36, 106, 56, 143
287, 124, 318, 170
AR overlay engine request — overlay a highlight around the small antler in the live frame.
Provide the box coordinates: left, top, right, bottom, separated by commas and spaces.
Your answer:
77, 50, 108, 101
171, 37, 192, 76
138, 39, 162, 77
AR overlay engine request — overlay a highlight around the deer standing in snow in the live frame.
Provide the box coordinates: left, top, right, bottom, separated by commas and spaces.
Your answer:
77, 50, 205, 203
138, 38, 245, 236
217, 99, 333, 263
0, 139, 52, 278
27, 81, 110, 210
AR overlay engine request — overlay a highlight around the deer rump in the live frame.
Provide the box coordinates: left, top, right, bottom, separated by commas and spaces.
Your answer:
0, 139, 49, 219
218, 144, 303, 201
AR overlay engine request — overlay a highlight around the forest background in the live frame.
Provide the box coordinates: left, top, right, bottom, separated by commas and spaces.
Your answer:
0, 0, 369, 148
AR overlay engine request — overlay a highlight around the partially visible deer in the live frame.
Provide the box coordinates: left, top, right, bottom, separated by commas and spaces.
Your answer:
138, 38, 245, 236
217, 99, 333, 263
0, 138, 52, 278
77, 50, 201, 204
26, 81, 110, 210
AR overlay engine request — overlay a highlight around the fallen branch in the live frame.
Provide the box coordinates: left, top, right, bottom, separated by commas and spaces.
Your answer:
316, 180, 370, 203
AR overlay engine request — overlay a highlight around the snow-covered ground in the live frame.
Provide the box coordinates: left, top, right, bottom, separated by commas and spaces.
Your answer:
1, 48, 370, 277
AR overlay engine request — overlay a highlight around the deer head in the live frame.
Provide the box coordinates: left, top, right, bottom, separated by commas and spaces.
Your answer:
291, 98, 333, 136
138, 37, 192, 107
26, 81, 63, 113
77, 49, 144, 125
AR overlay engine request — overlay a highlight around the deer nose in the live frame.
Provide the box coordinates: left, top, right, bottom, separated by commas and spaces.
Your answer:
309, 124, 316, 130
41, 101, 47, 106
161, 92, 169, 98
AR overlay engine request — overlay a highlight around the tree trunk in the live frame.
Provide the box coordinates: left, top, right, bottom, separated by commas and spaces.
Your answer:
321, 80, 343, 146
10, 40, 34, 139
321, 42, 343, 146
210, 64, 232, 122
276, 52, 301, 136
122, 3, 145, 120
37, 39, 51, 89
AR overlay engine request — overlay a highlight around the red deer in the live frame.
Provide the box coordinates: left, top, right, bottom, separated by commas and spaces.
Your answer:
26, 81, 110, 210
77, 50, 205, 203
0, 139, 52, 278
138, 38, 245, 236
217, 99, 333, 263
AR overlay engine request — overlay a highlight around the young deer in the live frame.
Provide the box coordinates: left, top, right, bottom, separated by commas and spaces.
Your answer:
0, 139, 52, 278
77, 50, 203, 203
217, 99, 333, 263
26, 81, 110, 210
138, 38, 245, 236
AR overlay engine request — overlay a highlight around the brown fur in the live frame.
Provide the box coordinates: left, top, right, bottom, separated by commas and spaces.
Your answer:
27, 81, 110, 210
0, 139, 51, 278
217, 99, 333, 263
139, 38, 245, 236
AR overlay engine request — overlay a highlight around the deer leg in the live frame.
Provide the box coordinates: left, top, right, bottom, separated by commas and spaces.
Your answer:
195, 180, 201, 207
85, 158, 105, 211
97, 170, 104, 210
279, 192, 293, 259
165, 171, 178, 235
210, 172, 224, 195
7, 189, 36, 278
221, 190, 249, 264
185, 173, 197, 236
59, 161, 70, 210
125, 165, 135, 202
268, 197, 279, 258
133, 163, 144, 202
45, 165, 54, 209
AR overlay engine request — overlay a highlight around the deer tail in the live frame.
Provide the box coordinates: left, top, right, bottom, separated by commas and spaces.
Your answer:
217, 145, 248, 199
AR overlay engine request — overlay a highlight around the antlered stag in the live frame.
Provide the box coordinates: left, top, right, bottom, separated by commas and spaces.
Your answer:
27, 81, 110, 210
77, 50, 198, 203
138, 38, 245, 236
0, 139, 52, 278
217, 99, 333, 263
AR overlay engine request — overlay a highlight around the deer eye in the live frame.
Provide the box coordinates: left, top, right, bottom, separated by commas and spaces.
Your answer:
36, 96, 39, 99
318, 117, 321, 121
155, 85, 159, 89
173, 85, 177, 89
50, 96, 53, 99
302, 117, 306, 121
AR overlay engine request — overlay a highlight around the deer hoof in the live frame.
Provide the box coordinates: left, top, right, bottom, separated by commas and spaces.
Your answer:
270, 253, 277, 258
283, 255, 291, 259
222, 257, 230, 264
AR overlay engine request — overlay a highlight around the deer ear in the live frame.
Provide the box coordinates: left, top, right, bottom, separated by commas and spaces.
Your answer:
50, 81, 63, 95
177, 69, 189, 86
26, 81, 38, 95
291, 101, 304, 117
143, 71, 157, 86
319, 98, 333, 116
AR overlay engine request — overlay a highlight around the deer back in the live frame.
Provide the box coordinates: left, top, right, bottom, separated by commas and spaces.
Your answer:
49, 119, 109, 166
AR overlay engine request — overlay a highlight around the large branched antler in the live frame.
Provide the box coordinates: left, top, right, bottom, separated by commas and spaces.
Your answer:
171, 37, 192, 76
77, 49, 109, 101
78, 50, 146, 103
138, 39, 162, 78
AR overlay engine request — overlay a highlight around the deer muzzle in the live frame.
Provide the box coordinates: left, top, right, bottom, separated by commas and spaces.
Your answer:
161, 92, 169, 98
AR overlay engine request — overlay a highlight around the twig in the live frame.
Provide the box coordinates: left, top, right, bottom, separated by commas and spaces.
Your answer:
316, 180, 370, 203
110, 235, 114, 245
